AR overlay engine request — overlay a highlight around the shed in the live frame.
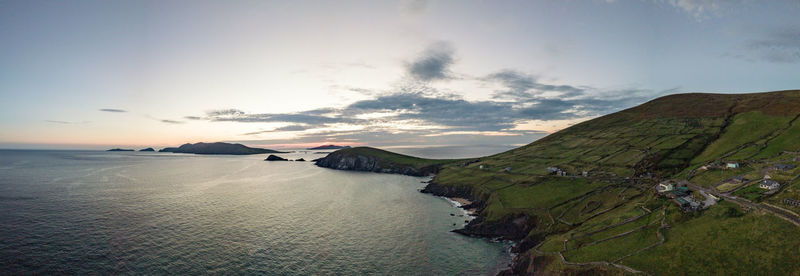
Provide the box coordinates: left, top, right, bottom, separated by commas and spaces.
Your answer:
726, 162, 740, 169
672, 186, 690, 197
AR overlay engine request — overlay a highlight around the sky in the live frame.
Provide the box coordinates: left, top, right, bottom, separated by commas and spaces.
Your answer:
1, 0, 799, 150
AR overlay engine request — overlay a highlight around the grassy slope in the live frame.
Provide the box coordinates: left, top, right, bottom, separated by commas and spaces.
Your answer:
622, 202, 800, 275
434, 90, 800, 274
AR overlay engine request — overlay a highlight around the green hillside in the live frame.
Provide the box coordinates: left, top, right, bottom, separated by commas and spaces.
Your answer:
430, 90, 800, 274
322, 90, 800, 274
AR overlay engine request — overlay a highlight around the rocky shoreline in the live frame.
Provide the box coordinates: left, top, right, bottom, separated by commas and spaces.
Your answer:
420, 181, 537, 275
314, 152, 535, 275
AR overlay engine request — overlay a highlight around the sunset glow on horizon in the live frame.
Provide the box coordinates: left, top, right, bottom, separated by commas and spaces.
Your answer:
2, 0, 799, 150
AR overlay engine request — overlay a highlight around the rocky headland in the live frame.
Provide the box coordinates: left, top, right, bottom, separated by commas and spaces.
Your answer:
313, 147, 446, 176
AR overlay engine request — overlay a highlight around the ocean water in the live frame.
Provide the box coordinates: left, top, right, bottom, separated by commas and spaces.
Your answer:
0, 150, 510, 275
385, 145, 516, 159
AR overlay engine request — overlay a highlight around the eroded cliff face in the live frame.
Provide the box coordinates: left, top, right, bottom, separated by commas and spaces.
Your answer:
313, 153, 439, 176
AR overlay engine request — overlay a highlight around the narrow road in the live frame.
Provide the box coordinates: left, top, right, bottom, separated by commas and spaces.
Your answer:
685, 182, 800, 226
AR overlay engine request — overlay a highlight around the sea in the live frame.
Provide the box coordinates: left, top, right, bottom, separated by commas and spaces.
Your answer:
0, 146, 514, 275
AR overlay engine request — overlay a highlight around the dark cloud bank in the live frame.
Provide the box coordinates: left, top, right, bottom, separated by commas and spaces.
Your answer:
187, 42, 672, 146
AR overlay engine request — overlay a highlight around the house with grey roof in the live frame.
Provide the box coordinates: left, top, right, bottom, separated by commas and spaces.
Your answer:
759, 179, 780, 190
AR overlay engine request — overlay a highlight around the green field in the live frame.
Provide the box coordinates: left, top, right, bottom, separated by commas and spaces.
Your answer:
622, 202, 800, 275
692, 111, 794, 163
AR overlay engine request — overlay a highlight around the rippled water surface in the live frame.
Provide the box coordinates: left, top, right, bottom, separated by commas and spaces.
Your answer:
0, 150, 509, 274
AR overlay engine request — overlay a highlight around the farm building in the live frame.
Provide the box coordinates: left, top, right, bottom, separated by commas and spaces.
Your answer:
726, 162, 740, 169
657, 182, 674, 193
759, 179, 780, 190
672, 186, 690, 197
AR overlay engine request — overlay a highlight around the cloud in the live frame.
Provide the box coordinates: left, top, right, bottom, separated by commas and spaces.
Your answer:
486, 70, 587, 100
200, 83, 666, 137
184, 116, 203, 120
160, 119, 185, 124
406, 41, 455, 81
746, 27, 800, 63
45, 120, 90, 124
99, 108, 126, 113
347, 93, 520, 131
666, 0, 725, 18
605, 0, 744, 20
243, 125, 311, 135
186, 43, 671, 146
401, 0, 429, 14
275, 125, 311, 131
203, 108, 350, 125
45, 120, 73, 124
230, 128, 549, 149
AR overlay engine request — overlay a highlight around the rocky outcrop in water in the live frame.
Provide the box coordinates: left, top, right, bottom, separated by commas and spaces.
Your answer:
139, 148, 155, 152
107, 148, 134, 152
265, 155, 288, 161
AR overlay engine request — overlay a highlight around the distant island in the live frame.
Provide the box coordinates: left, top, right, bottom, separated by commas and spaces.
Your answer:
139, 148, 155, 152
307, 144, 351, 150
107, 148, 134, 152
159, 142, 286, 155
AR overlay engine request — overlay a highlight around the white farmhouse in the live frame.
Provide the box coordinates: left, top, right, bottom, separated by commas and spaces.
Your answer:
657, 182, 674, 192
